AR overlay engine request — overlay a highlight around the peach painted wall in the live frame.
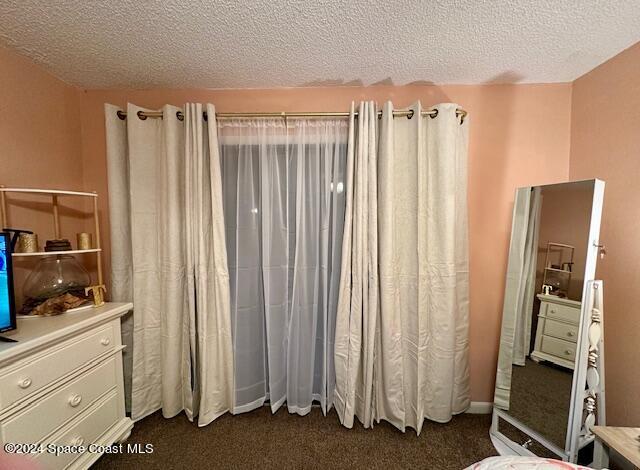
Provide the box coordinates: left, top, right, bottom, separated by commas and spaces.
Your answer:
0, 45, 87, 307
570, 42, 640, 426
79, 83, 573, 403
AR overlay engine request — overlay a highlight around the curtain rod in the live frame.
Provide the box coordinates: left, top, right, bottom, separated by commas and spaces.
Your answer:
115, 108, 467, 124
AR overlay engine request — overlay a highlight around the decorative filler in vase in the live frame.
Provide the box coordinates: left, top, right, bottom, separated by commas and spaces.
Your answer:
20, 255, 92, 316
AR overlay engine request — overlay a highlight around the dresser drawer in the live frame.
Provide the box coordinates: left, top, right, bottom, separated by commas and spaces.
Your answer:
543, 302, 580, 324
0, 356, 117, 444
33, 391, 121, 470
0, 323, 116, 410
543, 318, 579, 343
541, 335, 577, 363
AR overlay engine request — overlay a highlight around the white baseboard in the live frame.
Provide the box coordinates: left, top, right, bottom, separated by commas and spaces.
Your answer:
466, 401, 493, 414
245, 399, 494, 415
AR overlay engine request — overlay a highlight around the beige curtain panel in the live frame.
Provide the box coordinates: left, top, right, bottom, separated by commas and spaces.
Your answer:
106, 103, 193, 422
335, 101, 471, 434
105, 103, 233, 425
104, 104, 135, 414
334, 101, 380, 428
184, 103, 235, 426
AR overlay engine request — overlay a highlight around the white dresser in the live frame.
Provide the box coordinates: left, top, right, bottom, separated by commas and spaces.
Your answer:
531, 294, 581, 369
0, 302, 133, 469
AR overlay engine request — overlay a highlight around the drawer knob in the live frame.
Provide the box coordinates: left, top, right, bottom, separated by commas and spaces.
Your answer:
18, 377, 32, 389
565, 350, 572, 355
68, 393, 83, 407
70, 436, 84, 447
567, 332, 575, 337
100, 337, 111, 346
550, 309, 556, 314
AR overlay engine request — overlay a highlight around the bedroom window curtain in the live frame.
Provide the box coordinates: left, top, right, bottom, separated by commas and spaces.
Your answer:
218, 118, 348, 415
104, 103, 233, 426
106, 100, 469, 432
335, 101, 471, 434
333, 101, 379, 428
183, 103, 235, 425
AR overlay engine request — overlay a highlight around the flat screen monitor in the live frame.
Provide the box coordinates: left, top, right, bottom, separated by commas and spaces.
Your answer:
0, 232, 16, 333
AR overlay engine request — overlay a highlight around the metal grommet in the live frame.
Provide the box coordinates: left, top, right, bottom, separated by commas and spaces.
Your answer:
177, 111, 184, 121
407, 109, 415, 119
137, 110, 147, 121
429, 109, 438, 119
116, 110, 126, 120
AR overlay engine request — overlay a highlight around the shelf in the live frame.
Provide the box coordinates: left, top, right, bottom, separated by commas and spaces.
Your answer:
12, 249, 102, 258
0, 187, 97, 198
1, 184, 104, 287
544, 267, 572, 274
547, 242, 575, 250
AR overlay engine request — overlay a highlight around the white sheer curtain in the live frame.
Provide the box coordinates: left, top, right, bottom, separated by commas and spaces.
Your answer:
218, 118, 348, 415
105, 103, 233, 425
335, 101, 470, 434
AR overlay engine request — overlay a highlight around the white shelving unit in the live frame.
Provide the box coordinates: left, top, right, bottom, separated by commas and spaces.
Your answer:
541, 242, 575, 296
0, 185, 104, 290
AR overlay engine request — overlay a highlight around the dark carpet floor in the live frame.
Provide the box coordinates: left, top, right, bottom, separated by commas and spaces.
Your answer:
509, 358, 573, 449
94, 407, 496, 469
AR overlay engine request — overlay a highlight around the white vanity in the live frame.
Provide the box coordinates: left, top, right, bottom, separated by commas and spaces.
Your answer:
0, 302, 133, 469
531, 294, 581, 369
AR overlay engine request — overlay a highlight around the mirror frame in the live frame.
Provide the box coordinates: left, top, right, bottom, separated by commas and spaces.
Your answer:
490, 179, 605, 463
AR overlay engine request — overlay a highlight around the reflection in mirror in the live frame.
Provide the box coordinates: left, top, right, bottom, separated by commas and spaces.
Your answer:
494, 180, 596, 451
496, 416, 559, 459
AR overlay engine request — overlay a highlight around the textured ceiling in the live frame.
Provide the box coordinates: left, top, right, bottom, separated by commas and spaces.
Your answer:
1, 1, 639, 89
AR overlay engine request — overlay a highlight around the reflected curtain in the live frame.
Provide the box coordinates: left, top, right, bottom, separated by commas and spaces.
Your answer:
219, 117, 348, 415
494, 186, 541, 409
105, 103, 233, 425
513, 187, 542, 366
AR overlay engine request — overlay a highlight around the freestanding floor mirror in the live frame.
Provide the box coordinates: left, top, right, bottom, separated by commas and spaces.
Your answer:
490, 179, 606, 465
